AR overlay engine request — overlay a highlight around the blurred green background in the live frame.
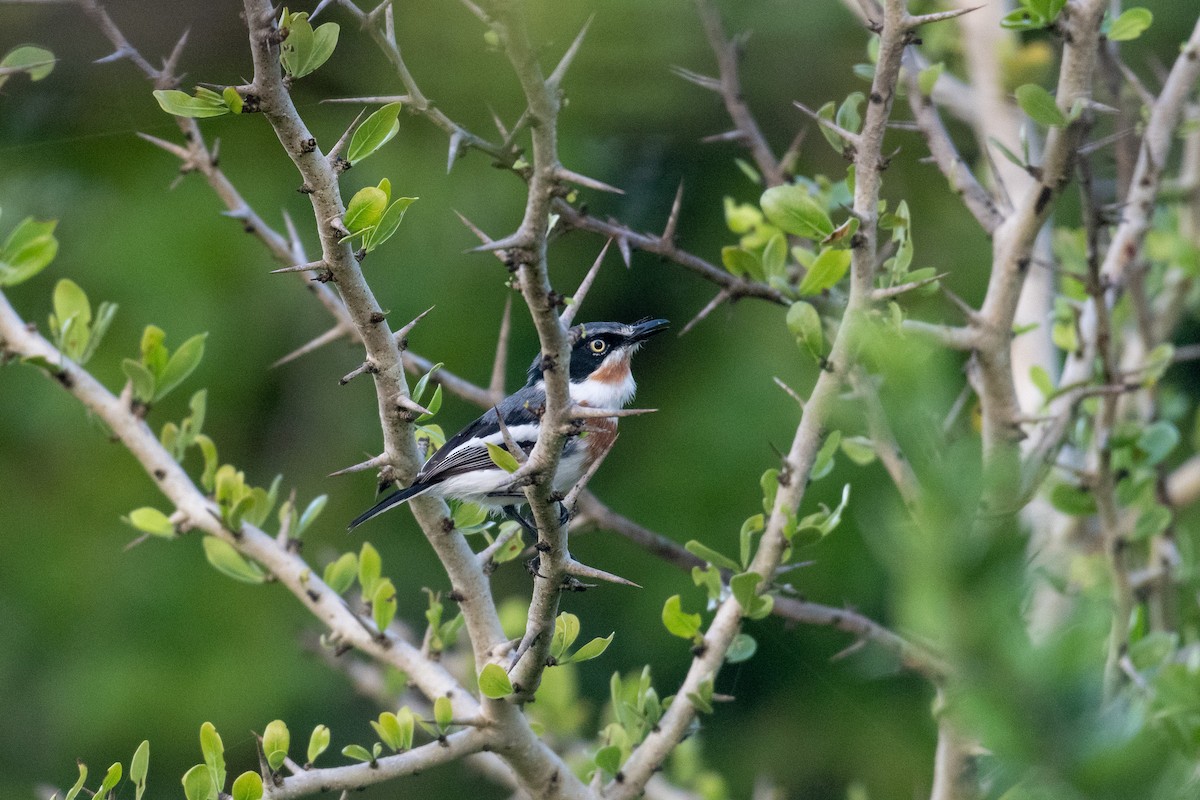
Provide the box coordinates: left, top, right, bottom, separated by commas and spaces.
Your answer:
1, 2, 1197, 799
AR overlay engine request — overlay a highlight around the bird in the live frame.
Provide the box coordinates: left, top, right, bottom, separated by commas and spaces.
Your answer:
349, 318, 669, 531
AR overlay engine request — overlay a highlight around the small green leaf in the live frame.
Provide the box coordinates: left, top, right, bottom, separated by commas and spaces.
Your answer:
343, 186, 388, 236
836, 91, 864, 134
307, 724, 331, 765
1138, 421, 1179, 466
811, 430, 841, 481
64, 764, 87, 800
720, 246, 763, 281
371, 711, 404, 751
122, 358, 157, 403
594, 745, 622, 775
662, 594, 702, 640
1049, 483, 1097, 516
98, 762, 122, 797
358, 541, 382, 597
797, 248, 851, 296
761, 233, 787, 279
726, 632, 757, 664
231, 772, 262, 800
486, 442, 520, 473
1132, 504, 1172, 541
152, 89, 231, 119
433, 695, 454, 732
1015, 83, 1067, 128
130, 740, 149, 800
199, 722, 225, 796
566, 633, 613, 664
155, 332, 206, 400
341, 744, 373, 763
363, 197, 418, 253
181, 764, 212, 800
551, 612, 581, 659
372, 578, 397, 632
0, 45, 55, 87
127, 507, 175, 538
221, 87, 243, 114
479, 663, 514, 698
730, 571, 763, 613
348, 102, 402, 164
684, 540, 741, 572
263, 719, 289, 772
760, 185, 834, 240
202, 537, 266, 583
816, 100, 845, 153
1030, 365, 1054, 400
296, 494, 327, 536
1106, 7, 1152, 41
918, 62, 944, 96
279, 12, 340, 79
0, 216, 58, 286
840, 436, 877, 466
786, 301, 824, 360
395, 707, 415, 750
1000, 8, 1045, 31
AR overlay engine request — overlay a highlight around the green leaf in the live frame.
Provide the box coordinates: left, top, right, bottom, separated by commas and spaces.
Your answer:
1132, 504, 1172, 541
1106, 7, 1152, 41
0, 217, 58, 286
594, 745, 623, 775
296, 494, 327, 536
341, 744, 373, 763
730, 571, 763, 613
372, 578, 397, 632
811, 430, 841, 481
199, 722, 225, 796
479, 663, 515, 698
202, 536, 266, 583
307, 724, 331, 765
371, 711, 404, 751
684, 539, 741, 572
1138, 421, 1179, 466
1030, 365, 1054, 400
122, 358, 157, 403
0, 45, 55, 87
760, 468, 779, 514
98, 762, 122, 797
786, 301, 823, 360
1049, 483, 1097, 516
836, 92, 864, 134
567, 633, 614, 664
51, 278, 92, 357
152, 89, 231, 119
662, 595, 702, 640
816, 100, 845, 153
1015, 83, 1067, 128
363, 197, 418, 253
127, 507, 175, 538
64, 763, 87, 800
433, 695, 454, 732
918, 62, 944, 96
263, 719, 289, 772
726, 632, 757, 664
130, 740, 149, 800
1000, 8, 1046, 31
395, 707, 415, 750
155, 332, 206, 400
358, 541, 382, 597
840, 436, 877, 466
797, 248, 851, 295
221, 87, 243, 115
760, 184, 834, 240
551, 612, 581, 659
761, 233, 787, 279
181, 764, 212, 800
343, 186, 388, 236
230, 772, 262, 800
348, 102, 402, 164
486, 442, 520, 473
279, 11, 340, 79
720, 246, 763, 281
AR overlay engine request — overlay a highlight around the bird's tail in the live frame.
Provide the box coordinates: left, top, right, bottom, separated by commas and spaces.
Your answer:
347, 483, 429, 531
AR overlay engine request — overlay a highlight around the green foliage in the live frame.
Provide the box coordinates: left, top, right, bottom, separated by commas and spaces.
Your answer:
0, 213, 58, 287
760, 184, 833, 241
662, 595, 702, 641
211, 465, 280, 531
596, 667, 663, 778
0, 44, 55, 90
323, 551, 358, 594
1104, 7, 1153, 41
125, 506, 175, 538
549, 612, 614, 665
202, 536, 266, 583
129, 741, 149, 800
372, 578, 397, 633
278, 8, 339, 79
478, 663, 515, 698
348, 102, 402, 164
433, 696, 454, 735
199, 722, 225, 800
306, 724, 331, 765
372, 708, 415, 751
342, 179, 418, 254
424, 589, 466, 655
729, 572, 773, 620
262, 719, 289, 772
486, 441, 521, 473
122, 325, 207, 404
1001, 0, 1066, 31
1015, 83, 1068, 128
230, 772, 262, 800
786, 300, 824, 361
49, 279, 117, 365
152, 87, 241, 119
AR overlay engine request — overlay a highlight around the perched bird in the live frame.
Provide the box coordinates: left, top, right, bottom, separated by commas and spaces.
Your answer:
349, 318, 668, 531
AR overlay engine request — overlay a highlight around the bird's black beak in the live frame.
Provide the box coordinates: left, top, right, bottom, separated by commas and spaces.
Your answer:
629, 318, 670, 343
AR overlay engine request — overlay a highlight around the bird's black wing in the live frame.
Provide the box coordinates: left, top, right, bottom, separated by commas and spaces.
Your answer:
412, 383, 545, 487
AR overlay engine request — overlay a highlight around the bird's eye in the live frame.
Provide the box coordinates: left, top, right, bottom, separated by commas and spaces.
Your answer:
589, 339, 607, 354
